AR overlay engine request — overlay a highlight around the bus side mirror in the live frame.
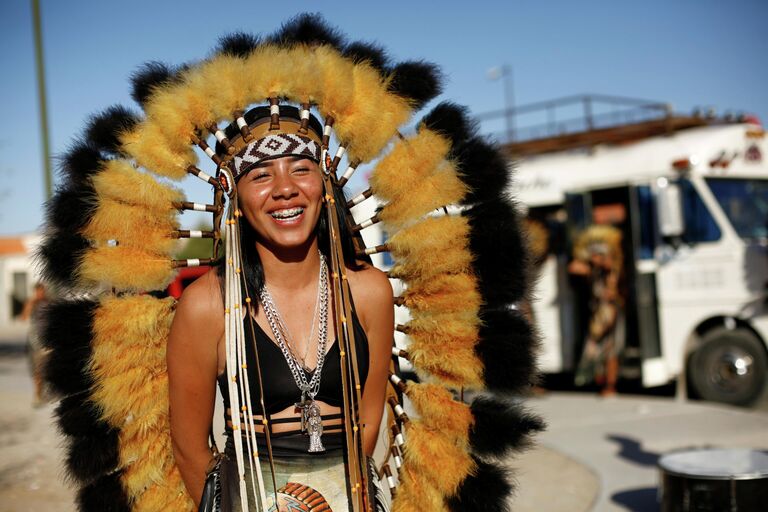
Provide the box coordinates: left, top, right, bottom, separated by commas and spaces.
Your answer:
657, 179, 685, 239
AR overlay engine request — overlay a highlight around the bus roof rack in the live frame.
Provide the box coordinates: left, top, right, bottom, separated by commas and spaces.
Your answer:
476, 94, 737, 157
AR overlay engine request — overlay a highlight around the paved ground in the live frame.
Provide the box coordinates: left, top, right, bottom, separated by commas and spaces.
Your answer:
0, 356, 74, 512
2, 326, 766, 512
0, 349, 596, 512
528, 392, 768, 512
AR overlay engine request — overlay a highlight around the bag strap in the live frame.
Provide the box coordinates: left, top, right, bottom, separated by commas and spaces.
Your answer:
209, 427, 219, 457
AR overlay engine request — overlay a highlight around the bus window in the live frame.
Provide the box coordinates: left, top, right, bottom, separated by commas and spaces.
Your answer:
637, 186, 658, 259
680, 179, 721, 244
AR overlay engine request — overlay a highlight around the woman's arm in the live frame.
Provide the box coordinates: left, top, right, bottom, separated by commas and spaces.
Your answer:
167, 270, 223, 506
352, 267, 395, 456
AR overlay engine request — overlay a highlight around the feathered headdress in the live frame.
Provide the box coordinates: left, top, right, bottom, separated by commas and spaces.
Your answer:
39, 14, 543, 512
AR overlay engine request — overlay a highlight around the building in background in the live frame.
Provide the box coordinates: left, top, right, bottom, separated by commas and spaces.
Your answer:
0, 234, 42, 337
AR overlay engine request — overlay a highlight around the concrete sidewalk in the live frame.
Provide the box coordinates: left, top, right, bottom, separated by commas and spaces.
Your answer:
524, 392, 768, 512
2, 349, 766, 512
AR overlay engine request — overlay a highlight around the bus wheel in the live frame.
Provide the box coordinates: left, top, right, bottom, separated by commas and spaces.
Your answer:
689, 327, 767, 407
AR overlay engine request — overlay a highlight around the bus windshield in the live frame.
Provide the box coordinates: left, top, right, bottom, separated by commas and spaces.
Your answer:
705, 178, 768, 240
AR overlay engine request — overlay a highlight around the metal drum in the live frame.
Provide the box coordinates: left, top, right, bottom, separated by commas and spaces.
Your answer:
659, 448, 768, 512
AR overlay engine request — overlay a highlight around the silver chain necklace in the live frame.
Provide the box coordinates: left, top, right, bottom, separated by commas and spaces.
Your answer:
258, 252, 329, 452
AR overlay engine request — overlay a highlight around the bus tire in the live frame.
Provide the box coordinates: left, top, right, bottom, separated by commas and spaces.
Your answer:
689, 327, 767, 407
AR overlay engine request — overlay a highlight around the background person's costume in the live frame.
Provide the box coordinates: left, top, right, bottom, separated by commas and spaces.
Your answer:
572, 225, 625, 387
38, 15, 542, 512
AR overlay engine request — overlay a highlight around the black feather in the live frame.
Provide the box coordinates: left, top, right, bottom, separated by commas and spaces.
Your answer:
66, 430, 121, 484
343, 41, 389, 72
421, 102, 476, 149
216, 31, 260, 57
454, 137, 510, 204
40, 299, 97, 396
35, 230, 89, 290
55, 394, 108, 437
77, 471, 131, 512
387, 60, 443, 111
464, 199, 531, 306
470, 396, 545, 458
267, 13, 345, 49
45, 186, 97, 233
130, 61, 177, 107
57, 141, 104, 185
84, 105, 139, 156
447, 460, 514, 512
475, 308, 539, 393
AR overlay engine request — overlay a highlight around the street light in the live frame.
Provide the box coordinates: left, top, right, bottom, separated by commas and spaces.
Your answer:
487, 64, 515, 143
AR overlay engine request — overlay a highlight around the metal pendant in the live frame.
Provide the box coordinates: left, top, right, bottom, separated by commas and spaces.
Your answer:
305, 400, 325, 453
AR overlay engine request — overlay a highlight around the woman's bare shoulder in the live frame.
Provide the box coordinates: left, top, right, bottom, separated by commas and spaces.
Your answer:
346, 262, 393, 325
173, 268, 224, 334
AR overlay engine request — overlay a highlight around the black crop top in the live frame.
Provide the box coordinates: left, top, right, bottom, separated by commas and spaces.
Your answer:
217, 305, 370, 420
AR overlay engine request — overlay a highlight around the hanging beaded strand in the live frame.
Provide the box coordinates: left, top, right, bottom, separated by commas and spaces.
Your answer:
229, 196, 269, 507
320, 158, 367, 512
223, 200, 250, 512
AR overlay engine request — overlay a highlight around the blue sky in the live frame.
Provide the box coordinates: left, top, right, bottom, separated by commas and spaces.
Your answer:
2, 0, 766, 235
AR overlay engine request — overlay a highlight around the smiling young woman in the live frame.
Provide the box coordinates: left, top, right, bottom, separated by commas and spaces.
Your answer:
39, 15, 541, 512
167, 106, 394, 511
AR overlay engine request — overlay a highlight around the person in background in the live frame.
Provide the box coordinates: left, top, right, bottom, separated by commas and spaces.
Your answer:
20, 282, 50, 407
569, 224, 624, 396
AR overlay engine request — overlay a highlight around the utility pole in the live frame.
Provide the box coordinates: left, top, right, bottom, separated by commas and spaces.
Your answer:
32, 0, 53, 200
488, 64, 515, 143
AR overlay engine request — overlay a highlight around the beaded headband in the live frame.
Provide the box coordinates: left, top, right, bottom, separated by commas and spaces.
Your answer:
224, 108, 324, 179
233, 133, 321, 177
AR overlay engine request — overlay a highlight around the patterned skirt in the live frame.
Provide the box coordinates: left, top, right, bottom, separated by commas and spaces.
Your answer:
221, 437, 350, 512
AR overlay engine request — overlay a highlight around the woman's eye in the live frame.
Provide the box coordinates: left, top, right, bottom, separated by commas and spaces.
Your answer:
251, 172, 270, 180
292, 167, 310, 174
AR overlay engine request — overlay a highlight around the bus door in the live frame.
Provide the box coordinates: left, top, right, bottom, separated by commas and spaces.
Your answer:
562, 192, 592, 370
629, 185, 665, 386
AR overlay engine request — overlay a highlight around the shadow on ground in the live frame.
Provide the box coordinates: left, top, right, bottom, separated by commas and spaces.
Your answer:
607, 434, 660, 510
612, 487, 659, 512
607, 434, 660, 467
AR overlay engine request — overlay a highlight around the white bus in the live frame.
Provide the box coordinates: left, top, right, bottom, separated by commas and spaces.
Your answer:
508, 98, 767, 405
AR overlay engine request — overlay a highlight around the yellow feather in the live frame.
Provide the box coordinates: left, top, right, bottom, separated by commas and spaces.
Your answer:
282, 46, 321, 102
93, 160, 184, 210
313, 45, 356, 119
82, 198, 178, 254
377, 167, 468, 228
387, 216, 473, 282
94, 295, 175, 342
122, 124, 196, 181
195, 55, 247, 120
241, 45, 278, 101
392, 467, 448, 512
406, 382, 474, 439
92, 370, 167, 424
79, 246, 175, 291
402, 422, 476, 496
389, 214, 470, 259
389, 244, 473, 285
409, 342, 484, 388
144, 84, 203, 153
264, 47, 306, 98
402, 273, 482, 315
407, 311, 479, 344
133, 465, 194, 512
121, 426, 172, 497
370, 129, 451, 203
335, 62, 411, 163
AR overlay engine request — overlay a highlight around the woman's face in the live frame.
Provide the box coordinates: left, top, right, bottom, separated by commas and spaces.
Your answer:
236, 156, 324, 251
